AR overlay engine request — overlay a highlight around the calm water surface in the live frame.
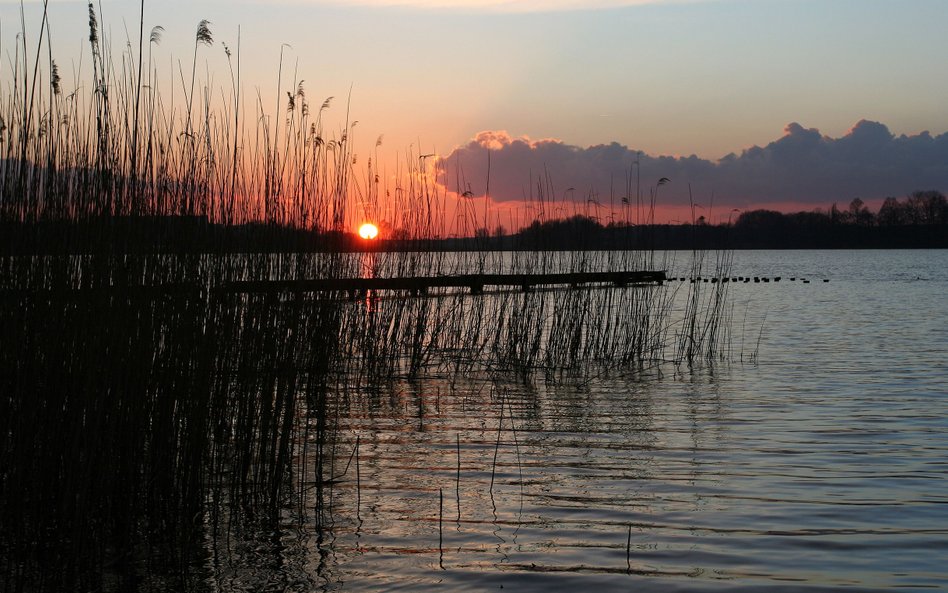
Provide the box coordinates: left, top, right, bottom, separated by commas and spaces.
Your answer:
204, 250, 948, 592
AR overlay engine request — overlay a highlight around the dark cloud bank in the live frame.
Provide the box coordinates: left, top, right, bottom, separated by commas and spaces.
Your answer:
437, 121, 948, 208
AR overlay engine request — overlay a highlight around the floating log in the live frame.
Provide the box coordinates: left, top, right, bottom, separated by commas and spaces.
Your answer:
218, 270, 667, 295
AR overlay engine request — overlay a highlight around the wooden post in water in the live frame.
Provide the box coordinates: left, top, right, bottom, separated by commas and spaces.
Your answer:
355, 435, 361, 520
439, 488, 445, 570
456, 434, 461, 522
627, 524, 633, 574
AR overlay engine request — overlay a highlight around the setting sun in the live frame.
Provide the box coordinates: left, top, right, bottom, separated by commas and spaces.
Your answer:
358, 222, 379, 240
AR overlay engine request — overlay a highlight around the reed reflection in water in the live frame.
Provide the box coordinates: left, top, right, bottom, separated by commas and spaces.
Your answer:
0, 248, 724, 592
320, 367, 947, 593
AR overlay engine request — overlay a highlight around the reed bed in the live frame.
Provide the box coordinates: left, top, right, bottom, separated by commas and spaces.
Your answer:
0, 6, 734, 591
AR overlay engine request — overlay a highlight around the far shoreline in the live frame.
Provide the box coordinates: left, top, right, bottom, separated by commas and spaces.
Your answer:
2, 212, 946, 255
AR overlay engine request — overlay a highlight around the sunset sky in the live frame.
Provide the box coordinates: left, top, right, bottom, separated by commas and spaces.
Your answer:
4, 0, 948, 229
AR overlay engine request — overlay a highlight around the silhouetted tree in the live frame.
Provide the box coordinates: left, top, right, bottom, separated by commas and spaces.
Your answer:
830, 202, 842, 225
877, 197, 904, 226
848, 198, 874, 226
907, 190, 948, 225
517, 215, 605, 249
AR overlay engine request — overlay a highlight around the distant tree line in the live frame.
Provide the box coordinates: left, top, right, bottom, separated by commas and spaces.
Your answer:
736, 191, 948, 229
2, 191, 945, 254
505, 191, 947, 250
727, 191, 947, 249
488, 191, 948, 249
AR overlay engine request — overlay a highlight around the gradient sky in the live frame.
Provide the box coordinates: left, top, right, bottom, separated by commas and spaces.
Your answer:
4, 0, 948, 226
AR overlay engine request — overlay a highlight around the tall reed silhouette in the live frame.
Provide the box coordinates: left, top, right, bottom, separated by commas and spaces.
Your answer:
0, 5, 733, 591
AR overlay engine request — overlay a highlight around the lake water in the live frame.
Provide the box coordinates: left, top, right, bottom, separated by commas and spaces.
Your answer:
189, 250, 948, 592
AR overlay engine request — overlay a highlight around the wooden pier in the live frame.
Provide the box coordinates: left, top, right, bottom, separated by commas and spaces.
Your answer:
218, 270, 667, 296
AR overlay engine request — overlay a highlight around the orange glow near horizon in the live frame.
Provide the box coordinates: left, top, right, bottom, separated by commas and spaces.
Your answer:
358, 222, 380, 240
